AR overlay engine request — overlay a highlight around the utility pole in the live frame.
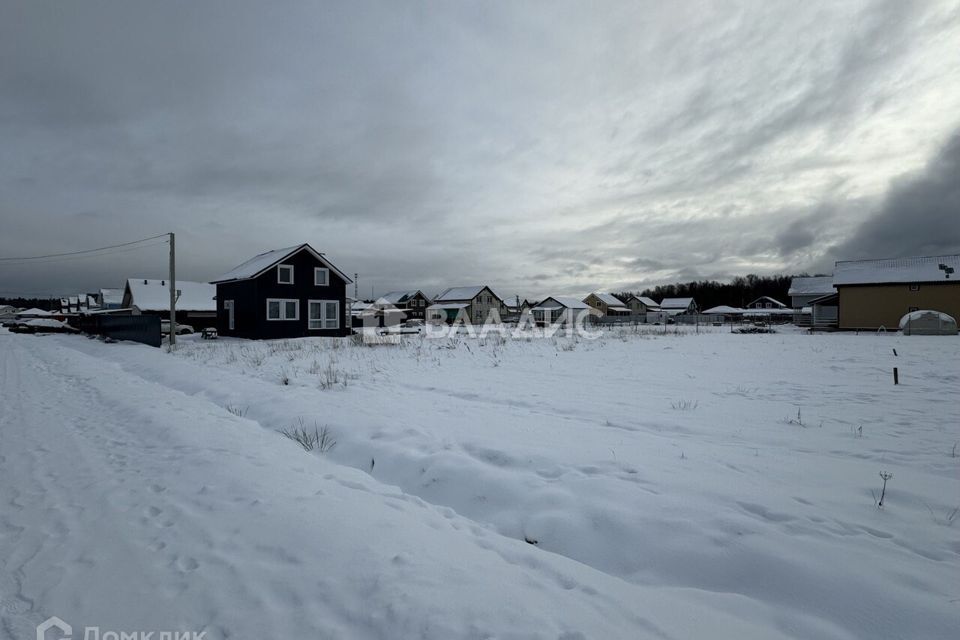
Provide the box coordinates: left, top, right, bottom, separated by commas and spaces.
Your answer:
169, 232, 177, 346
354, 273, 358, 299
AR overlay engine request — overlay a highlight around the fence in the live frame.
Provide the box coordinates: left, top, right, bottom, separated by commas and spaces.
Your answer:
79, 314, 162, 347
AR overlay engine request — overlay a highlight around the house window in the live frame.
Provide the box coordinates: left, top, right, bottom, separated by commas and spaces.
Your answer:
909, 284, 920, 292
309, 300, 339, 329
314, 267, 329, 286
267, 298, 299, 320
278, 264, 294, 284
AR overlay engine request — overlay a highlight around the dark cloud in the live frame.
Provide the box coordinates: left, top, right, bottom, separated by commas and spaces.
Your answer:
830, 130, 960, 261
1, 1, 959, 301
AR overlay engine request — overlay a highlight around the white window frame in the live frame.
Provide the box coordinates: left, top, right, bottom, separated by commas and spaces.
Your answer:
266, 298, 299, 321
314, 267, 330, 286
309, 299, 340, 330
277, 264, 294, 284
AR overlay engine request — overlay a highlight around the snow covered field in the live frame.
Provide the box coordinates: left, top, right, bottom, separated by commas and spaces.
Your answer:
1, 326, 958, 639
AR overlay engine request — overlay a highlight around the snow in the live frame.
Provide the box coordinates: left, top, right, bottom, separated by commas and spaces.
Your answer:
533, 296, 590, 310
590, 292, 624, 307
703, 305, 745, 314
210, 244, 303, 283
659, 297, 694, 309
125, 279, 216, 312
2, 326, 958, 639
635, 295, 660, 308
434, 285, 490, 301
833, 254, 959, 285
788, 276, 836, 296
99, 287, 124, 307
16, 307, 54, 316
379, 290, 424, 305
23, 318, 73, 330
210, 243, 352, 284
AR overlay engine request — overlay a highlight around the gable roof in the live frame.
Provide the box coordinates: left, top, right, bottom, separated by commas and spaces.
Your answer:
379, 290, 427, 305
435, 285, 503, 303
659, 297, 694, 309
587, 292, 624, 307
633, 296, 659, 308
788, 276, 835, 296
534, 296, 591, 310
99, 288, 124, 306
833, 254, 959, 286
124, 279, 216, 312
747, 296, 787, 308
702, 305, 744, 314
211, 243, 352, 284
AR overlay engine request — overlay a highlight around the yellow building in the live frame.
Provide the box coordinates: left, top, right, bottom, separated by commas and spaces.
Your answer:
834, 254, 960, 330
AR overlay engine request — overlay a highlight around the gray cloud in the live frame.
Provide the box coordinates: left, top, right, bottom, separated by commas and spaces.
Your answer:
1, 1, 959, 301
829, 130, 960, 262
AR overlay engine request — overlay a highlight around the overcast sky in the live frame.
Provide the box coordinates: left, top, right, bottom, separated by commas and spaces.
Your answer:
2, 0, 959, 300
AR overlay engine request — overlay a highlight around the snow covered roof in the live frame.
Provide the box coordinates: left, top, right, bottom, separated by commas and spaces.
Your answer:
435, 286, 503, 302
427, 303, 470, 310
125, 279, 216, 312
17, 307, 53, 316
747, 296, 787, 308
534, 296, 591, 310
833, 254, 959, 286
742, 308, 794, 316
99, 288, 123, 305
659, 297, 694, 309
702, 305, 744, 314
588, 292, 624, 307
635, 296, 659, 308
788, 276, 835, 296
379, 290, 426, 305
211, 243, 352, 284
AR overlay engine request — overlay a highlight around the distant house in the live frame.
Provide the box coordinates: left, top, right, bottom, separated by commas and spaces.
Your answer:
621, 294, 659, 315
122, 279, 217, 328
833, 254, 960, 330
376, 290, 432, 321
658, 297, 697, 316
583, 292, 631, 316
701, 305, 744, 322
531, 297, 595, 327
745, 296, 787, 310
427, 286, 508, 324
99, 288, 124, 310
788, 276, 835, 310
211, 243, 352, 339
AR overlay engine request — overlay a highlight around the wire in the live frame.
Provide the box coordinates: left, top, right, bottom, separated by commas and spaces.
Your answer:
0, 233, 169, 262
0, 240, 170, 267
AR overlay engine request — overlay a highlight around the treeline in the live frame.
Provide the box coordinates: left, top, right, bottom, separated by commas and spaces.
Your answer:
618, 274, 824, 311
0, 297, 57, 310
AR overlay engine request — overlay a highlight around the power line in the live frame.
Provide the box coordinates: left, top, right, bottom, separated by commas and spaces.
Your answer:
0, 233, 169, 262
0, 240, 170, 267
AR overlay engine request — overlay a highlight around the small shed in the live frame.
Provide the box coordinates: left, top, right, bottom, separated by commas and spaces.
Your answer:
898, 310, 958, 336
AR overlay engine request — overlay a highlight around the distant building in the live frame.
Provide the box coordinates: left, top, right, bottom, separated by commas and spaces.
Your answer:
122, 278, 217, 329
376, 290, 432, 321
620, 295, 659, 315
658, 297, 697, 316
427, 286, 508, 324
582, 292, 630, 316
788, 276, 836, 309
834, 254, 960, 330
531, 297, 595, 327
745, 296, 787, 310
99, 288, 124, 310
211, 243, 351, 339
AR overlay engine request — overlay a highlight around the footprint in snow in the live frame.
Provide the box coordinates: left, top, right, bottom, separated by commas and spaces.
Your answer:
175, 556, 199, 572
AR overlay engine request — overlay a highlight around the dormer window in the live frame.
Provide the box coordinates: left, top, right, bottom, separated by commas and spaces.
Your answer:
314, 267, 329, 286
278, 264, 294, 284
